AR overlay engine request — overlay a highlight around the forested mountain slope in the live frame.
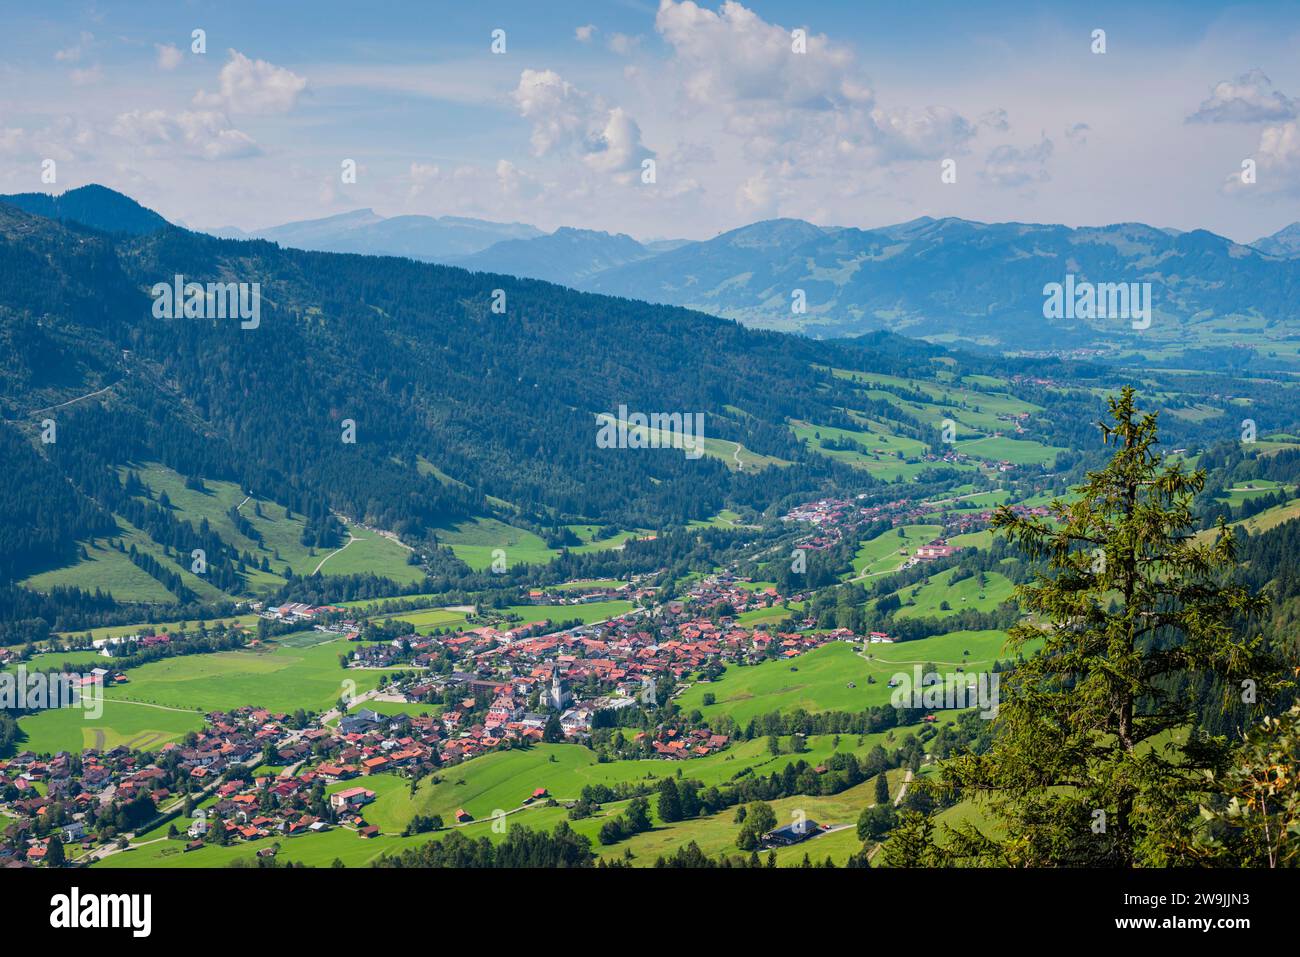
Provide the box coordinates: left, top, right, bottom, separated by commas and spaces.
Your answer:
4, 191, 1298, 613
0, 198, 868, 586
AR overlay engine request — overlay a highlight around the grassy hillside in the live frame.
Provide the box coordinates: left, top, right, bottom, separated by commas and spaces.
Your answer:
676, 633, 1015, 724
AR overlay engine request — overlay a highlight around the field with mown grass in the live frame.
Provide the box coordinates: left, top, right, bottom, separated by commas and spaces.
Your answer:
434, 517, 558, 570
676, 633, 1019, 724
847, 524, 943, 579
94, 635, 386, 714
888, 568, 1016, 619
18, 698, 205, 755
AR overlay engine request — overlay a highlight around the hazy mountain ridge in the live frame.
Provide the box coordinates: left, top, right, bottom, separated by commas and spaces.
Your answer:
8, 186, 1297, 359
447, 227, 655, 284
580, 216, 1300, 354
1253, 222, 1300, 258
209, 208, 545, 261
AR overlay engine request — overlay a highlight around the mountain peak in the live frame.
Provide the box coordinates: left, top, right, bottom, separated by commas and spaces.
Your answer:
1253, 221, 1300, 258
0, 183, 170, 235
450, 226, 651, 284
713, 218, 825, 249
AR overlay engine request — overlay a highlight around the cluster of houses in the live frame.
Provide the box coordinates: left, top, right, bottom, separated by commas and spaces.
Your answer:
88, 632, 176, 657
1, 744, 189, 866
913, 540, 960, 561
1, 703, 448, 865
260, 602, 342, 623
326, 570, 868, 761
638, 727, 730, 759
783, 493, 1055, 559
3, 549, 919, 866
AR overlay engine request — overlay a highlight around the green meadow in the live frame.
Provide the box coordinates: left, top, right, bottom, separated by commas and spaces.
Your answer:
946, 529, 996, 551
13, 632, 393, 755
676, 633, 1015, 724
688, 509, 749, 529
889, 568, 1016, 619
4, 649, 108, 672
375, 606, 469, 633
22, 462, 424, 604
310, 529, 423, 583
955, 435, 1063, 466
789, 418, 929, 475
550, 579, 625, 592
435, 517, 558, 570
594, 413, 789, 471
19, 699, 205, 755
1215, 480, 1286, 506
848, 525, 943, 579
497, 601, 634, 625
735, 603, 805, 627
564, 525, 651, 554
97, 636, 387, 714
22, 526, 179, 604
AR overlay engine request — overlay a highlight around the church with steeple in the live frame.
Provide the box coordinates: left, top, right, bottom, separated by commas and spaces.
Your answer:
546, 667, 571, 711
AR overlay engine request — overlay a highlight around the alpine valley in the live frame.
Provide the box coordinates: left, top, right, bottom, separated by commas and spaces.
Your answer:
2, 185, 1300, 873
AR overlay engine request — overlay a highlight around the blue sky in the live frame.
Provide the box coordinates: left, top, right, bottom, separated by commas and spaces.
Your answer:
1, 0, 1299, 241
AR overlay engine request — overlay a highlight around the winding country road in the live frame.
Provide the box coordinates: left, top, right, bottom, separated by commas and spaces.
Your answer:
893, 769, 914, 808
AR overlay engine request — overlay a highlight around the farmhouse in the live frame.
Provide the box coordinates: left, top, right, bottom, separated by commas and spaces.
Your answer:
764, 819, 823, 847
329, 786, 376, 812
914, 541, 958, 560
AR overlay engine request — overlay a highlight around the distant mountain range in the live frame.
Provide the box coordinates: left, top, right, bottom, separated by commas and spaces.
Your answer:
207, 207, 544, 261
7, 185, 1300, 359
214, 204, 1300, 356
447, 227, 656, 284
580, 217, 1300, 355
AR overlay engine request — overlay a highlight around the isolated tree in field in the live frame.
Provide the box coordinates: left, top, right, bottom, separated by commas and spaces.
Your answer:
857, 802, 894, 842
937, 388, 1281, 867
736, 800, 777, 851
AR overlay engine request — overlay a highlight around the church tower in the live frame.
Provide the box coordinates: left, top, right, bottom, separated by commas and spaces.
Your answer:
549, 668, 568, 710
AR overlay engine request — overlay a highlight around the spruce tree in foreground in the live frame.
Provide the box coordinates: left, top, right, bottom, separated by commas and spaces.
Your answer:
935, 388, 1282, 866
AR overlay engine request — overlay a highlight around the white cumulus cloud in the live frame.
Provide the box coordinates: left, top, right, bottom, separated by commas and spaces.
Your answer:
1227, 120, 1300, 196
654, 1, 973, 166
511, 68, 652, 175
1188, 69, 1296, 124
194, 50, 306, 115
54, 32, 93, 63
